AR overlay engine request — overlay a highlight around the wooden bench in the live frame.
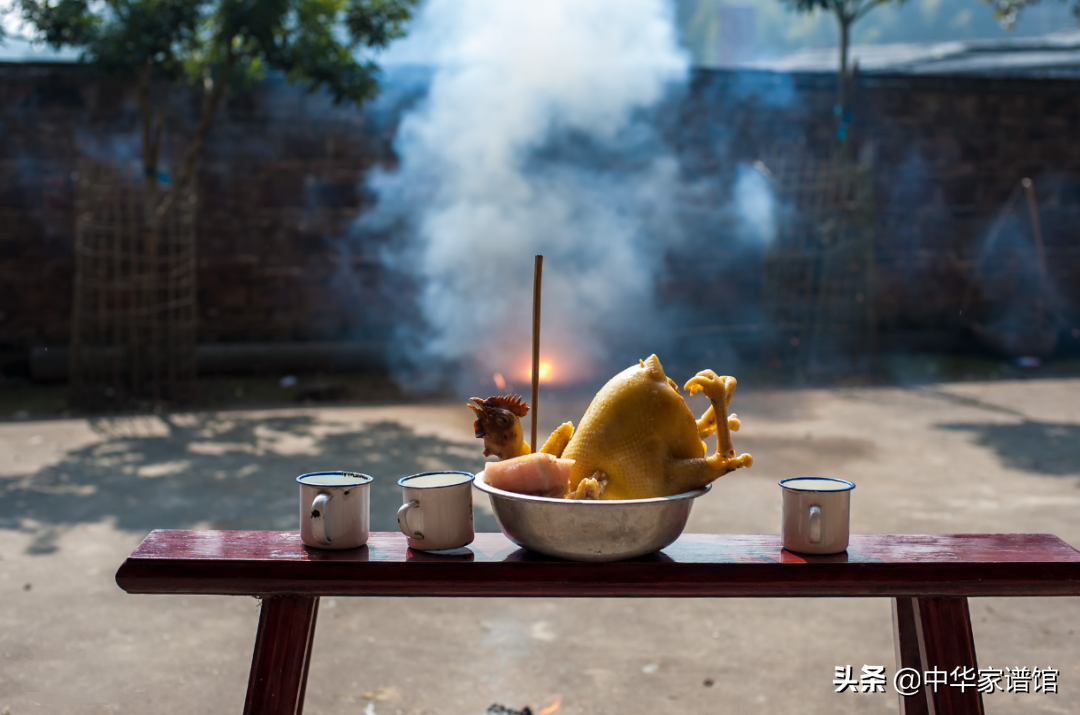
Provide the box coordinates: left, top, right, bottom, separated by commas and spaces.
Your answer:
115, 531, 1080, 715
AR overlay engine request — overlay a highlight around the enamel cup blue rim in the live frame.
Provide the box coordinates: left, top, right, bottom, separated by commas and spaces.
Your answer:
398, 471, 475, 488
778, 476, 856, 492
296, 471, 373, 487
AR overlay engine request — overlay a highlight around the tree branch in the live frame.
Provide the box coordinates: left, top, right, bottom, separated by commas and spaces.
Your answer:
854, 0, 890, 22
151, 106, 166, 171
154, 44, 237, 222
138, 62, 160, 219
139, 63, 152, 176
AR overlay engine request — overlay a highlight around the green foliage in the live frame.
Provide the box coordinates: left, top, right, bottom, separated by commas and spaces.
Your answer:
3, 0, 417, 226
780, 0, 907, 26
9, 0, 418, 105
11, 0, 103, 48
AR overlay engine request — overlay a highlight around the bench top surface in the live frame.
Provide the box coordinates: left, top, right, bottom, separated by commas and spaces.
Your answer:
115, 531, 1080, 598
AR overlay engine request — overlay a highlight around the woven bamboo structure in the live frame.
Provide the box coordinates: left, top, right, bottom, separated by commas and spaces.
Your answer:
70, 161, 198, 408
760, 154, 877, 375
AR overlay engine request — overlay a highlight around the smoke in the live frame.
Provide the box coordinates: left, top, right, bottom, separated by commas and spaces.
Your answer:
967, 206, 1066, 358
362, 0, 692, 393
733, 163, 776, 246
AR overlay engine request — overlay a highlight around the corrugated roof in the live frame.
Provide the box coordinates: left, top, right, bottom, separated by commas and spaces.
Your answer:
739, 28, 1080, 78
0, 37, 78, 62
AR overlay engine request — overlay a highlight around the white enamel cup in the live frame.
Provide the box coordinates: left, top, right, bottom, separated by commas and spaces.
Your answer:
397, 471, 475, 551
779, 477, 855, 555
297, 471, 372, 550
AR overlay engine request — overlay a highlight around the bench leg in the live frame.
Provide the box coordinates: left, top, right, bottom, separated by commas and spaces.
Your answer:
244, 595, 320, 715
893, 597, 931, 715
892, 597, 984, 715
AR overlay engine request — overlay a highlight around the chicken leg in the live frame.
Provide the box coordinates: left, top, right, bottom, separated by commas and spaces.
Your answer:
660, 370, 753, 494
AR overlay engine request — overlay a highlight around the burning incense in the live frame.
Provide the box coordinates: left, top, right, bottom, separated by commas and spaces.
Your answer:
531, 255, 543, 453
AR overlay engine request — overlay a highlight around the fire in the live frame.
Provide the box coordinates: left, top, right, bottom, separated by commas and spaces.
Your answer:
539, 696, 561, 715
528, 361, 554, 382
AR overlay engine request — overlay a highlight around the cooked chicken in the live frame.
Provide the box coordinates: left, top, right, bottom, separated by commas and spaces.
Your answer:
539, 421, 574, 456
467, 394, 531, 460
559, 354, 752, 500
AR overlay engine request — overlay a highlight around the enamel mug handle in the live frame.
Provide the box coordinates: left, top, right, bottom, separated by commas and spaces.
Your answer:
808, 505, 822, 544
310, 493, 332, 545
397, 500, 423, 540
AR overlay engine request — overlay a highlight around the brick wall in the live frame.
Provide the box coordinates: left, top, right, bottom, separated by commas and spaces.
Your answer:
1, 62, 1078, 361
664, 70, 1080, 347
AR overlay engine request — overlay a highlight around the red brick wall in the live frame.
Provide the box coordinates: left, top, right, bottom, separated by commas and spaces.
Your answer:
668, 71, 1080, 347
2, 63, 1078, 358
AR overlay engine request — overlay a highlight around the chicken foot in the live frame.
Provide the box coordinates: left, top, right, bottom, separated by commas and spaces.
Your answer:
694, 404, 742, 454
654, 370, 754, 496
570, 471, 607, 500
685, 370, 753, 472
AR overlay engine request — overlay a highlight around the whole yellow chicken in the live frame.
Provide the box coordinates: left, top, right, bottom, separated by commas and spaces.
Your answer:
556, 354, 753, 500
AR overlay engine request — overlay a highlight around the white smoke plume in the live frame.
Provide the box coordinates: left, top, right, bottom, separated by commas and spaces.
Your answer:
363, 0, 691, 393
733, 163, 777, 247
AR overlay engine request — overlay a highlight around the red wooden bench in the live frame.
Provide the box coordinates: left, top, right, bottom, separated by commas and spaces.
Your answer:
115, 531, 1080, 715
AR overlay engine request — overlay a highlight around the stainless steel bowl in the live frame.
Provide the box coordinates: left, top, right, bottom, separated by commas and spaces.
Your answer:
474, 470, 711, 562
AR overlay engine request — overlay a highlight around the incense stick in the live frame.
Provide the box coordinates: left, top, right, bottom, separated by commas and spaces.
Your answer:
531, 255, 543, 453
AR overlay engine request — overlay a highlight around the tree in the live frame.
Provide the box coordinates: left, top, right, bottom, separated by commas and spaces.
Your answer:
2, 0, 416, 404
781, 0, 907, 146
5, 0, 417, 230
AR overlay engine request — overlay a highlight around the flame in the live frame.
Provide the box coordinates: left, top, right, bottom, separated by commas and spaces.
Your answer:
527, 361, 554, 382
493, 372, 506, 390
539, 696, 561, 715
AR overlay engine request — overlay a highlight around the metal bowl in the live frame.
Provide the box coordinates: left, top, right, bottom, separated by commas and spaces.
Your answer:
474, 470, 711, 562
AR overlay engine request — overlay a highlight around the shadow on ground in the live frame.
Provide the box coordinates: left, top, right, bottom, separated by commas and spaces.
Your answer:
0, 413, 497, 554
939, 419, 1080, 477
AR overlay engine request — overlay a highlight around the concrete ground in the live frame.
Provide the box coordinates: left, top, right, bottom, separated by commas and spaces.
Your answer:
1, 378, 1079, 715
